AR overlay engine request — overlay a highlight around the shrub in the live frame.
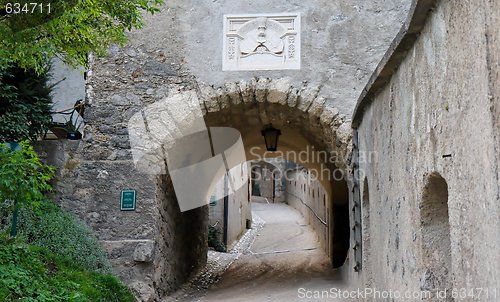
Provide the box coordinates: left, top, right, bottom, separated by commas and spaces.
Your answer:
0, 238, 134, 302
0, 141, 112, 273
0, 140, 55, 235
0, 65, 53, 142
17, 201, 113, 274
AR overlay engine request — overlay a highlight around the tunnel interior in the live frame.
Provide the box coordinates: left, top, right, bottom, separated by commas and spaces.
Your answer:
203, 100, 351, 269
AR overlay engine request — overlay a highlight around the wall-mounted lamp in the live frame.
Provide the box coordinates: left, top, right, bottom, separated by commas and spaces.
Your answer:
261, 124, 281, 151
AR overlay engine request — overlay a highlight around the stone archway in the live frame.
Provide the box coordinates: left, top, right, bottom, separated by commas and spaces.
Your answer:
198, 77, 353, 267
79, 76, 354, 300
197, 77, 352, 170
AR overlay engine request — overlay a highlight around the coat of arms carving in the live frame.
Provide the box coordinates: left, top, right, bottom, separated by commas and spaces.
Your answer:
223, 13, 301, 71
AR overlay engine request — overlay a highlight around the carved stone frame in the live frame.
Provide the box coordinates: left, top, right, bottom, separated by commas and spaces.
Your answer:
222, 13, 301, 71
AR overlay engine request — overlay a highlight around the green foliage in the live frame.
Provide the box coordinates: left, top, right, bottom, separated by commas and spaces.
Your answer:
0, 238, 134, 301
0, 0, 165, 73
0, 65, 53, 142
0, 141, 55, 217
17, 200, 113, 274
208, 225, 225, 252
0, 114, 131, 301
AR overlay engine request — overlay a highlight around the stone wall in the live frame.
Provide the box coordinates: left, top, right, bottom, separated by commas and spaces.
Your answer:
34, 139, 208, 302
285, 169, 330, 257
154, 175, 208, 300
227, 176, 251, 248
208, 167, 251, 250
133, 0, 410, 115
46, 0, 413, 299
355, 0, 500, 298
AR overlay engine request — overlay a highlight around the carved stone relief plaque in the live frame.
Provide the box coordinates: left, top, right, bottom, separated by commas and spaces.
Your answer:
223, 13, 301, 71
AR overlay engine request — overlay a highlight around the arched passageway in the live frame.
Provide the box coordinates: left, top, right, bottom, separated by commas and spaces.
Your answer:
190, 157, 348, 302
202, 93, 352, 268
80, 79, 354, 299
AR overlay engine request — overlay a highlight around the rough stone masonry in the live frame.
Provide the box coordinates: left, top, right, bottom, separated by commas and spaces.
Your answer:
40, 0, 500, 301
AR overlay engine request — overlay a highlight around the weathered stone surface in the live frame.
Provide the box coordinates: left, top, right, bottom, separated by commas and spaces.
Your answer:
355, 0, 500, 295
336, 121, 352, 147
224, 82, 242, 105
200, 85, 220, 113
297, 86, 320, 112
286, 88, 299, 107
130, 281, 157, 302
109, 95, 127, 106
255, 77, 270, 103
133, 240, 155, 262
142, 61, 176, 77
240, 78, 256, 104
308, 96, 326, 118
320, 106, 340, 126
217, 87, 230, 110
72, 160, 157, 240
267, 78, 292, 105
158, 0, 412, 115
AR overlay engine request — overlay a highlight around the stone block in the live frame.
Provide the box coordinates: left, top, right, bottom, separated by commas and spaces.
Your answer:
224, 82, 242, 105
133, 240, 155, 263
217, 87, 230, 110
286, 88, 299, 107
267, 78, 292, 104
255, 77, 270, 103
308, 96, 326, 117
199, 84, 220, 113
240, 78, 257, 104
142, 61, 176, 77
130, 281, 157, 302
297, 86, 320, 112
320, 106, 340, 126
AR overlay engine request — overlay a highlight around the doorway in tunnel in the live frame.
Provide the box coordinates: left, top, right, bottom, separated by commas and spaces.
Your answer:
251, 166, 261, 196
331, 177, 350, 268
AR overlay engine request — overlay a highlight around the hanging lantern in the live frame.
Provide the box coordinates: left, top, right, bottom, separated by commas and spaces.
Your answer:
261, 124, 281, 151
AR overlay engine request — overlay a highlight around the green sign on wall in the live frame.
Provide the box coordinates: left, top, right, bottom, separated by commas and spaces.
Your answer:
120, 190, 136, 211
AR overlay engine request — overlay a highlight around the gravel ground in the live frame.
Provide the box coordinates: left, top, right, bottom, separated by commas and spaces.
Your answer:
163, 213, 266, 302
163, 202, 346, 302
198, 203, 346, 302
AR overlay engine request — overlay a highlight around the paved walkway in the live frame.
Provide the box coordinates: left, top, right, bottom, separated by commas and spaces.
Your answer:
198, 202, 346, 302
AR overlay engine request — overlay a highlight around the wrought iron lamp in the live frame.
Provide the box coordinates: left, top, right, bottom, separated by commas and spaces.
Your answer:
261, 124, 281, 151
